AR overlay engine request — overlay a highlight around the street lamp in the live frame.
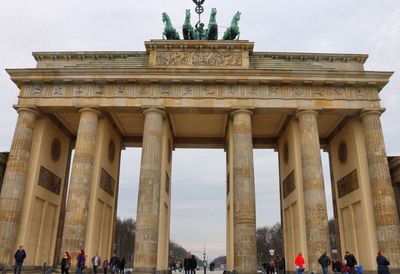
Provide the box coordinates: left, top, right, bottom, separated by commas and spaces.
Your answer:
203, 245, 207, 274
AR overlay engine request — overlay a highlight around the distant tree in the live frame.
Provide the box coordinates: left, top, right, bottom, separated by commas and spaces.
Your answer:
328, 218, 337, 250
256, 223, 283, 266
114, 218, 136, 267
211, 255, 226, 267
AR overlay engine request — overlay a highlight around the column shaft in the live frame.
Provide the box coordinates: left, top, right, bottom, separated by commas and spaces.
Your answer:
0, 107, 38, 264
61, 108, 100, 258
297, 110, 329, 273
134, 108, 164, 274
231, 109, 257, 274
361, 110, 400, 267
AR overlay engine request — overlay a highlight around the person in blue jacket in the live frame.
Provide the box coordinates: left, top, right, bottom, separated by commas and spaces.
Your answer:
376, 251, 390, 274
14, 245, 26, 274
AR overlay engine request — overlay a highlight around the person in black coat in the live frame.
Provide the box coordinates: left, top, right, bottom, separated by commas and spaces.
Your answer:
14, 245, 27, 274
344, 251, 358, 274
376, 251, 390, 274
189, 255, 197, 274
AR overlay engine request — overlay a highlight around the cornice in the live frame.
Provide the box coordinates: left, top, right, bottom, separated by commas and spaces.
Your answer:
6, 68, 393, 89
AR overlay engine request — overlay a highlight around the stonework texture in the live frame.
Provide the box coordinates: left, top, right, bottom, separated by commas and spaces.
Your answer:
231, 110, 257, 274
0, 108, 38, 264
0, 153, 8, 194
61, 108, 100, 260
133, 109, 165, 274
297, 110, 330, 273
361, 110, 400, 268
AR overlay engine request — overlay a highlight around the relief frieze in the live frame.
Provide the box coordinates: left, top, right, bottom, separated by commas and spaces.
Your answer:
100, 168, 115, 197
337, 169, 359, 198
21, 84, 380, 101
155, 51, 242, 67
282, 170, 295, 198
38, 166, 62, 195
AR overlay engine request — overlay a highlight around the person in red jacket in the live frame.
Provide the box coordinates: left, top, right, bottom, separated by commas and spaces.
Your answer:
294, 252, 305, 274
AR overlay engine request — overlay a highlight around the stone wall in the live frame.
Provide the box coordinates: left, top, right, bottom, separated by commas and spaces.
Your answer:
389, 157, 400, 219
0, 152, 9, 194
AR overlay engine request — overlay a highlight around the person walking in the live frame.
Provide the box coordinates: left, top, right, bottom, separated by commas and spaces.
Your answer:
376, 251, 390, 274
91, 253, 101, 274
110, 253, 120, 274
14, 245, 27, 274
184, 255, 190, 274
120, 257, 125, 273
332, 260, 341, 274
318, 252, 331, 274
189, 255, 197, 274
59, 252, 71, 274
294, 252, 305, 274
344, 252, 357, 274
77, 250, 86, 274
102, 259, 109, 274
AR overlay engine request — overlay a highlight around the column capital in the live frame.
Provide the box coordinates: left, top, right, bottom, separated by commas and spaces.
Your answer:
230, 109, 253, 118
295, 109, 320, 119
78, 107, 101, 116
142, 107, 166, 117
14, 105, 39, 116
359, 108, 385, 119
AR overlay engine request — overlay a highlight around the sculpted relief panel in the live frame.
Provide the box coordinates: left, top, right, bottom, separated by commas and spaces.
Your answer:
21, 84, 379, 101
155, 51, 242, 67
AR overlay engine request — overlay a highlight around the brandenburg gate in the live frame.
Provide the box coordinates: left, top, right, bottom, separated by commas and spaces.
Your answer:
0, 38, 400, 274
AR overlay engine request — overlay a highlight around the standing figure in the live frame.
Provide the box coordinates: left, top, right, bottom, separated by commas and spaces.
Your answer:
184, 255, 190, 274
102, 259, 109, 274
318, 252, 331, 274
14, 245, 26, 274
120, 257, 125, 273
294, 252, 305, 274
110, 253, 120, 274
76, 250, 86, 274
344, 251, 357, 274
190, 255, 197, 274
59, 251, 71, 274
91, 253, 101, 274
376, 251, 390, 274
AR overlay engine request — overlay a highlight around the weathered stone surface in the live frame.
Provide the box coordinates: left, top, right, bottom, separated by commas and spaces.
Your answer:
61, 107, 100, 260
0, 107, 38, 264
361, 110, 400, 268
0, 153, 8, 194
297, 109, 330, 274
133, 108, 165, 274
231, 109, 257, 274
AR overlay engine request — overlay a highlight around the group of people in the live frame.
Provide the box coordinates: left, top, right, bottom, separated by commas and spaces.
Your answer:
183, 254, 198, 274
59, 250, 126, 274
293, 250, 391, 274
262, 255, 285, 274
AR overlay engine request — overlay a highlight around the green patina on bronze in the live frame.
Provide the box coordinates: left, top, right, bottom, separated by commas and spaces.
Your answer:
162, 0, 240, 41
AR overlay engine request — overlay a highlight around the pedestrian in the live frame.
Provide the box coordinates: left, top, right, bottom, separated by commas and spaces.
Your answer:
342, 260, 349, 274
294, 252, 305, 274
281, 257, 286, 274
189, 255, 197, 274
120, 257, 125, 273
184, 255, 190, 274
110, 253, 120, 274
269, 259, 275, 274
91, 253, 101, 274
344, 252, 357, 274
14, 245, 27, 274
333, 260, 342, 274
376, 251, 390, 274
103, 259, 109, 274
76, 250, 86, 274
262, 261, 268, 274
275, 256, 284, 274
59, 251, 71, 274
318, 252, 331, 274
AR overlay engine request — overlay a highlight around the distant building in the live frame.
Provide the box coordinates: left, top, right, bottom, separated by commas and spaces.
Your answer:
0, 152, 9, 194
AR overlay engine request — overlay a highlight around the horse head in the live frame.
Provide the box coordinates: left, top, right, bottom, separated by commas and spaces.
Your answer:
210, 7, 217, 17
185, 9, 191, 20
233, 11, 241, 23
162, 12, 169, 23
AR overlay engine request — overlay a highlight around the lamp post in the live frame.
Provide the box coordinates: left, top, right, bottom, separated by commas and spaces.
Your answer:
203, 245, 207, 274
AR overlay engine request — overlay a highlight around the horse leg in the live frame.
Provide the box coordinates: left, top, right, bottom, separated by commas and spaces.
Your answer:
237, 31, 240, 40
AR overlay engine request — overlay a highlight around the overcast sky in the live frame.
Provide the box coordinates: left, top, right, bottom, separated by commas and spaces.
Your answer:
1, 0, 400, 261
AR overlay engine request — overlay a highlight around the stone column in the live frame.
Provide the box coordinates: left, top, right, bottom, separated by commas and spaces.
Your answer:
133, 108, 165, 274
61, 108, 100, 258
296, 110, 330, 273
360, 109, 400, 267
0, 107, 38, 264
231, 109, 257, 274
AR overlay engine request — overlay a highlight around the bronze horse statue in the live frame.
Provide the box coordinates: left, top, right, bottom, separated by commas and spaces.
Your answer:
206, 8, 218, 40
223, 11, 241, 40
162, 12, 180, 40
182, 9, 195, 40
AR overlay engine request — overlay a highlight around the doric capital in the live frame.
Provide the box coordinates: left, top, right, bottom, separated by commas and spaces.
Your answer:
14, 105, 39, 116
142, 107, 166, 117
359, 108, 385, 119
78, 107, 101, 116
295, 109, 320, 119
230, 109, 253, 118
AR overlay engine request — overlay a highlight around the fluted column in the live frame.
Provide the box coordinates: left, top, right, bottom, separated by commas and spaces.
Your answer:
296, 110, 329, 273
61, 108, 100, 258
0, 107, 38, 264
360, 109, 400, 267
134, 108, 165, 274
231, 109, 257, 274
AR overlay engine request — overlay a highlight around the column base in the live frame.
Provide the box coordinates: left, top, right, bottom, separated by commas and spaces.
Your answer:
133, 267, 170, 274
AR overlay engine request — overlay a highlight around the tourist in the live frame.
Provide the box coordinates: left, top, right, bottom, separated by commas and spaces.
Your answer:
59, 251, 71, 274
376, 251, 390, 274
189, 255, 197, 274
342, 260, 349, 274
275, 256, 284, 274
14, 245, 27, 274
262, 261, 268, 274
102, 259, 109, 274
269, 259, 275, 274
318, 252, 331, 274
110, 253, 120, 274
76, 250, 86, 274
91, 253, 101, 274
184, 254, 191, 274
294, 252, 305, 274
344, 252, 357, 274
120, 257, 126, 273
281, 257, 286, 274
333, 260, 342, 274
